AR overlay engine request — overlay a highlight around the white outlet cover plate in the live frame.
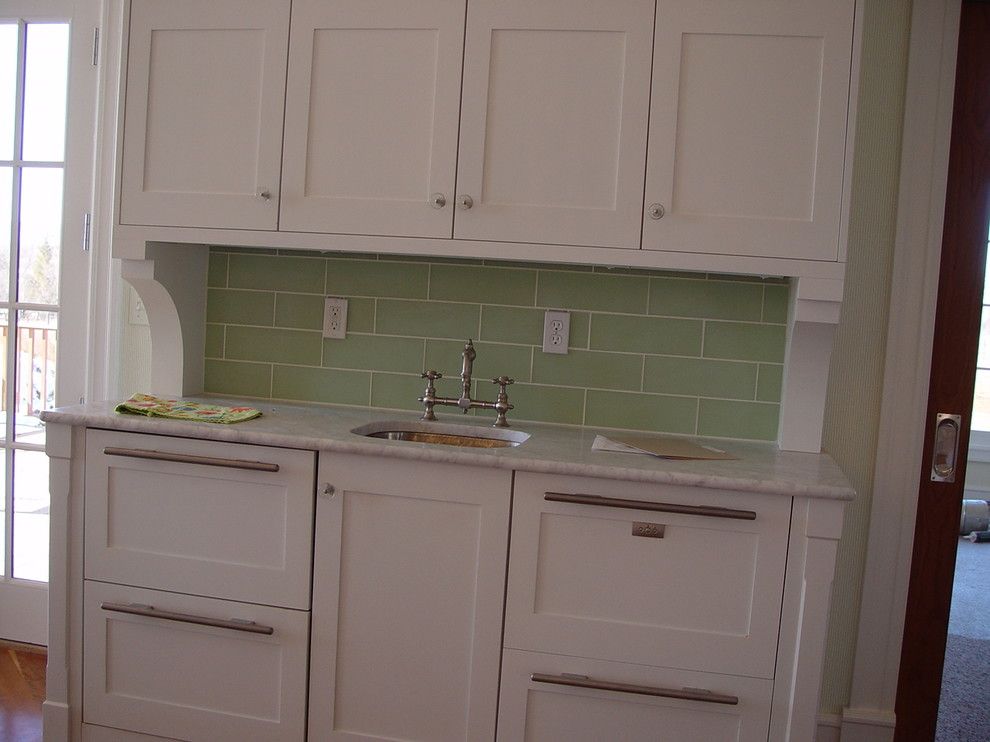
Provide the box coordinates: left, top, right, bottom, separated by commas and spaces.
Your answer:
323, 297, 348, 339
542, 309, 570, 354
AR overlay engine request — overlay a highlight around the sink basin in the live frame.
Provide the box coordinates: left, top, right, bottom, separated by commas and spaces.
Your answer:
352, 420, 530, 448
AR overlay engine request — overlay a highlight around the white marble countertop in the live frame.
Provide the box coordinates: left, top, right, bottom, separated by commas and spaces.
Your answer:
40, 398, 855, 501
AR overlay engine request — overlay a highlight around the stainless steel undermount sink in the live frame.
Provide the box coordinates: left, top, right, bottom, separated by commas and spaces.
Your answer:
352, 420, 530, 448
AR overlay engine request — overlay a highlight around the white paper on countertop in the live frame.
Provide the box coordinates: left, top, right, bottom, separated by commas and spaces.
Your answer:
592, 434, 735, 460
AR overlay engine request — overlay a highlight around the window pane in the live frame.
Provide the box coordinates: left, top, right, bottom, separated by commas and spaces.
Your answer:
0, 454, 5, 577
0, 166, 10, 301
973, 369, 990, 432
18, 167, 62, 304
22, 23, 69, 162
14, 309, 56, 444
979, 306, 990, 370
0, 24, 16, 161
0, 308, 8, 443
12, 449, 48, 581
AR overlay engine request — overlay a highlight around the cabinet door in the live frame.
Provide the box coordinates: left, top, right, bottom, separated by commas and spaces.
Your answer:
118, 0, 289, 230
505, 472, 791, 678
454, 0, 654, 248
83, 581, 309, 742
644, 0, 855, 260
280, 0, 464, 237
309, 454, 510, 741
498, 649, 773, 742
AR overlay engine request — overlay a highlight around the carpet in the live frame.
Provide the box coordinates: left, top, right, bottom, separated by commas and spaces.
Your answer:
935, 633, 990, 741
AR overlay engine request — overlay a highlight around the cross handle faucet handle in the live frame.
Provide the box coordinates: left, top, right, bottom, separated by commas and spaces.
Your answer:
491, 376, 514, 387
422, 370, 443, 381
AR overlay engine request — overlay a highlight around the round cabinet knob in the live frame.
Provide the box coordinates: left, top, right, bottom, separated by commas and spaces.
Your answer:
431, 193, 447, 209
320, 483, 336, 499
257, 189, 272, 201
648, 203, 665, 220
457, 194, 474, 210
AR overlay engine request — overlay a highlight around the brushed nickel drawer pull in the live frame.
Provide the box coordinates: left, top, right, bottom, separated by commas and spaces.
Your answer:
544, 492, 756, 520
531, 673, 738, 705
103, 447, 280, 473
100, 602, 275, 635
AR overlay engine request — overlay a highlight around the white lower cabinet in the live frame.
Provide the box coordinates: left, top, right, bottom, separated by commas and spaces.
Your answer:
497, 649, 773, 742
307, 453, 511, 741
82, 581, 310, 742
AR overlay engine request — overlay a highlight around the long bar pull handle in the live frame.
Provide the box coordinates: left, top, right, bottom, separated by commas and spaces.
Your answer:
930, 413, 962, 482
102, 447, 280, 473
100, 602, 275, 636
544, 492, 756, 521
530, 673, 739, 706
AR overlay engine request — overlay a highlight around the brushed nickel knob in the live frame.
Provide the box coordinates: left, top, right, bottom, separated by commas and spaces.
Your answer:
457, 194, 474, 210
648, 203, 665, 219
431, 193, 447, 209
257, 189, 272, 201
320, 483, 335, 499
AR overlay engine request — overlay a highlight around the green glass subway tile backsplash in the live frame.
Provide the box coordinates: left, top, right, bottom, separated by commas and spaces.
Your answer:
204, 250, 790, 441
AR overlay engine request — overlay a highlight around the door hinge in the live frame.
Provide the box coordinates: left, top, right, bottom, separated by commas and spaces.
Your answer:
92, 27, 99, 66
82, 212, 92, 251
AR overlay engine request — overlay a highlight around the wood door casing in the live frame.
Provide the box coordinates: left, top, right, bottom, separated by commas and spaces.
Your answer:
894, 3, 990, 739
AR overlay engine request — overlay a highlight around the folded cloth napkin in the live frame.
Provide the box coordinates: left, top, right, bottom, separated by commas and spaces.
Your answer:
115, 393, 262, 424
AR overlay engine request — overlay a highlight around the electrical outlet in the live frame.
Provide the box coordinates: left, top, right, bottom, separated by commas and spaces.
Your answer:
542, 309, 570, 354
323, 297, 348, 339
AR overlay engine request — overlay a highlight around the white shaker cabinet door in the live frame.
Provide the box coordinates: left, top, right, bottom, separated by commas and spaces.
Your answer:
644, 0, 856, 261
118, 0, 289, 230
453, 0, 654, 249
308, 453, 511, 742
279, 0, 465, 238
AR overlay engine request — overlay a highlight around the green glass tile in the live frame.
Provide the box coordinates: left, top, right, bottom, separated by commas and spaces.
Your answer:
567, 312, 590, 349
204, 324, 224, 358
325, 251, 384, 260
207, 253, 228, 288
429, 264, 537, 306
704, 322, 786, 363
278, 248, 344, 258
757, 364, 784, 402
763, 284, 790, 324
326, 259, 429, 298
706, 272, 770, 283
593, 266, 707, 279
531, 349, 643, 391
589, 314, 702, 356
425, 340, 532, 383
376, 300, 480, 339
379, 254, 483, 266
697, 399, 779, 440
481, 306, 544, 345
483, 259, 592, 272
274, 293, 324, 330
324, 335, 425, 374
584, 391, 697, 434
210, 245, 277, 255
506, 384, 585, 425
206, 289, 274, 326
272, 365, 370, 406
225, 326, 323, 365
649, 278, 764, 320
228, 254, 325, 293
644, 357, 757, 399
347, 297, 376, 333
204, 360, 271, 398
537, 271, 649, 314
371, 372, 429, 411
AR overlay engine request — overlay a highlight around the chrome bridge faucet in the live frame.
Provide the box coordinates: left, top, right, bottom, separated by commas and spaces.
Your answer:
418, 339, 514, 427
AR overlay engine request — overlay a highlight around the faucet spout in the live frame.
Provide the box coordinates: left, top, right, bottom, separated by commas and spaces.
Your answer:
459, 339, 477, 410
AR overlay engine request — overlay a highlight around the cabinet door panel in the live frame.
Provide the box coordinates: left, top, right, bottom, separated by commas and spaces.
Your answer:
644, 0, 855, 260
498, 649, 772, 742
280, 0, 464, 237
83, 582, 309, 742
119, 0, 289, 230
309, 454, 510, 741
505, 472, 791, 678
454, 0, 653, 248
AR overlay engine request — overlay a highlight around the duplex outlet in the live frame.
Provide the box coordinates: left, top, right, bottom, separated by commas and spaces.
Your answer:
542, 309, 570, 354
323, 297, 348, 339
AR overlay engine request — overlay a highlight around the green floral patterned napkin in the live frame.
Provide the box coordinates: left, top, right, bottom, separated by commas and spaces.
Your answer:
115, 393, 262, 424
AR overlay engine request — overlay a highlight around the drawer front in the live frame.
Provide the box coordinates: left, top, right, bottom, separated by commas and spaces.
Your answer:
497, 648, 772, 742
82, 723, 180, 741
83, 581, 309, 742
85, 429, 315, 608
505, 472, 791, 677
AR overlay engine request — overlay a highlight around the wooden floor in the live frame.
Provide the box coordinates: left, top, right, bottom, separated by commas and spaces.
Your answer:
0, 642, 45, 742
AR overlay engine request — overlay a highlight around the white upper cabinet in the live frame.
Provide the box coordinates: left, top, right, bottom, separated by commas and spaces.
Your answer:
453, 0, 654, 248
118, 0, 289, 230
643, 0, 856, 261
279, 0, 465, 238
